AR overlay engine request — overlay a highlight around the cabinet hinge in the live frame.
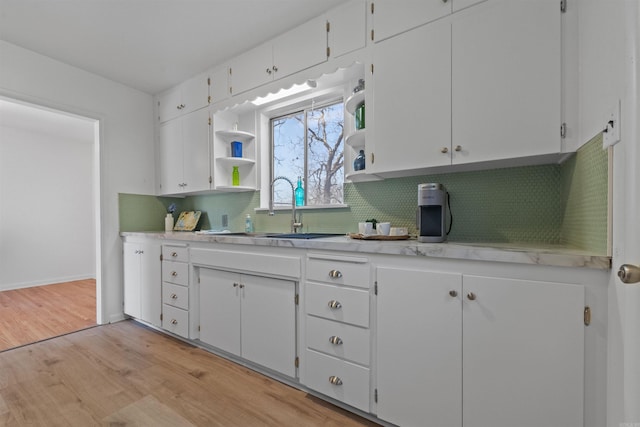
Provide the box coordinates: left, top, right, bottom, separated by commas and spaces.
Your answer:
208, 117, 212, 126
229, 67, 232, 76
229, 86, 233, 95
295, 357, 299, 368
209, 176, 212, 184
371, 152, 375, 164
327, 47, 331, 57
371, 29, 375, 41
371, 2, 374, 14
207, 77, 211, 86
374, 388, 378, 403
584, 306, 591, 326
370, 63, 374, 74
560, 0, 567, 13
374, 281, 378, 295
198, 325, 201, 331
160, 313, 163, 321
208, 95, 211, 104
560, 122, 567, 139
160, 254, 163, 261
326, 21, 330, 32
295, 294, 299, 305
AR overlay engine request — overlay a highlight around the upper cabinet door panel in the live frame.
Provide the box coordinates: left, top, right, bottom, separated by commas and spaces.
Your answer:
273, 14, 328, 78
327, 0, 367, 58
452, 0, 561, 164
181, 108, 211, 193
158, 120, 183, 195
372, 19, 452, 174
229, 43, 273, 96
209, 66, 229, 105
157, 87, 182, 123
180, 73, 210, 115
373, 0, 451, 42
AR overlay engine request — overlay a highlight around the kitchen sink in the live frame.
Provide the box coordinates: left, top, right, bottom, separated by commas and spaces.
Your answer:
263, 232, 344, 239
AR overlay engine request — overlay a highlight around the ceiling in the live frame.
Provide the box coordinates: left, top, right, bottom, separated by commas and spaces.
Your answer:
0, 0, 347, 95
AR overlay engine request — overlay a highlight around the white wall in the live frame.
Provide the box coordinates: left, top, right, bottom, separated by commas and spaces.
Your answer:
0, 124, 95, 290
0, 40, 156, 323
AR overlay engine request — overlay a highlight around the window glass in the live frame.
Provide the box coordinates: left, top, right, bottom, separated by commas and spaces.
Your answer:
271, 100, 344, 206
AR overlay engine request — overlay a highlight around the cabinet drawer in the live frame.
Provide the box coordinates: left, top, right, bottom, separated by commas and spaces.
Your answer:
162, 261, 189, 286
307, 255, 370, 289
162, 282, 189, 310
304, 349, 370, 412
305, 283, 369, 328
306, 316, 370, 366
163, 245, 189, 263
162, 304, 189, 338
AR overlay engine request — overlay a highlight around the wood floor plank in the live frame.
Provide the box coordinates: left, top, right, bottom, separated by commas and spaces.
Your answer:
0, 321, 380, 427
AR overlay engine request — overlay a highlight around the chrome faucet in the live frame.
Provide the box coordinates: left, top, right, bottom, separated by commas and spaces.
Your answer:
269, 176, 302, 233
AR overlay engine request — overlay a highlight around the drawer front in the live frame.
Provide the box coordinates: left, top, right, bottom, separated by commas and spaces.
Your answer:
163, 245, 189, 263
162, 261, 189, 286
162, 304, 189, 338
305, 283, 369, 328
306, 316, 370, 366
163, 282, 189, 310
304, 349, 370, 412
307, 255, 370, 289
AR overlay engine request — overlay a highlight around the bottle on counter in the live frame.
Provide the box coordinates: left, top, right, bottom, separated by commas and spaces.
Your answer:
165, 213, 174, 232
245, 214, 254, 233
232, 166, 240, 186
295, 176, 304, 206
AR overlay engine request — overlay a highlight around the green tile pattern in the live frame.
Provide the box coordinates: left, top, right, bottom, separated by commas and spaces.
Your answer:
118, 193, 188, 232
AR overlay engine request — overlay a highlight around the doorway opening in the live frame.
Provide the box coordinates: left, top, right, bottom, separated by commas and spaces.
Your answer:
0, 97, 101, 351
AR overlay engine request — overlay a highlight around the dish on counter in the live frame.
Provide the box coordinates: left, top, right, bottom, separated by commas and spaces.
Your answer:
348, 233, 411, 240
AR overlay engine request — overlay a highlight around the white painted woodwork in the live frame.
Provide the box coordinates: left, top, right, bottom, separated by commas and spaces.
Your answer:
209, 65, 229, 105
123, 241, 161, 327
190, 248, 300, 279
229, 43, 274, 96
372, 0, 451, 43
327, 0, 366, 59
376, 267, 462, 427
212, 111, 258, 190
372, 19, 452, 174
157, 73, 209, 123
162, 282, 189, 311
162, 304, 189, 338
161, 261, 188, 286
198, 268, 297, 377
306, 254, 370, 289
451, 0, 561, 165
162, 246, 189, 263
305, 283, 370, 328
158, 107, 211, 195
462, 275, 584, 427
306, 316, 370, 365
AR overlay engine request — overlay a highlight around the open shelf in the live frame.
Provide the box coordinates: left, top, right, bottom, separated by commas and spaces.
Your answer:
345, 90, 365, 115
215, 130, 255, 143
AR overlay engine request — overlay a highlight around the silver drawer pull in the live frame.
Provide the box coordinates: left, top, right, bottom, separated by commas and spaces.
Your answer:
233, 282, 239, 288
171, 271, 178, 277
329, 376, 343, 386
467, 292, 477, 301
170, 293, 178, 299
328, 300, 342, 309
171, 251, 178, 257
328, 269, 343, 279
170, 319, 178, 325
329, 336, 343, 345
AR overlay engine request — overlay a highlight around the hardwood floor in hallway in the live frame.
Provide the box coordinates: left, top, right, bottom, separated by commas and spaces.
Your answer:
0, 279, 96, 351
0, 320, 380, 426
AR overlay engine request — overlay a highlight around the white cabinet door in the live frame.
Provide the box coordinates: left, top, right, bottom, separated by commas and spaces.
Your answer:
372, 19, 452, 174
451, 0, 561, 165
157, 87, 182, 123
229, 43, 273, 96
327, 0, 366, 59
181, 108, 211, 193
463, 276, 584, 427
241, 274, 296, 378
158, 119, 183, 194
273, 14, 328, 79
376, 267, 462, 427
199, 268, 241, 356
123, 241, 161, 327
209, 65, 229, 105
372, 0, 451, 42
180, 73, 210, 116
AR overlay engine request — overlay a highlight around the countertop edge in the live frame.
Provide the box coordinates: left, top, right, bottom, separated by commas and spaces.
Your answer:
120, 232, 611, 270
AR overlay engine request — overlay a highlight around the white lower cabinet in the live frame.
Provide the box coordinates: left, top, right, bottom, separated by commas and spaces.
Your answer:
376, 267, 585, 427
123, 240, 161, 327
198, 267, 297, 378
161, 245, 192, 338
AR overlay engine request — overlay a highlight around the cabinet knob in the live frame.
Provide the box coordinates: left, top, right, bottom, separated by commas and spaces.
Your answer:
329, 375, 343, 386
171, 319, 178, 325
441, 147, 449, 153
171, 271, 178, 277
328, 300, 342, 309
454, 145, 462, 152
449, 290, 458, 297
328, 269, 343, 279
329, 336, 343, 345
467, 292, 477, 301
170, 293, 177, 299
171, 252, 178, 257
266, 68, 272, 75
233, 282, 239, 288
272, 65, 278, 72
239, 284, 245, 289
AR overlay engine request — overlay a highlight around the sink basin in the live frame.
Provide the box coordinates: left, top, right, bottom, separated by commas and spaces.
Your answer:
263, 232, 344, 239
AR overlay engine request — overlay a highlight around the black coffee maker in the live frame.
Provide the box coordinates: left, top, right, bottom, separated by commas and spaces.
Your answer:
417, 183, 448, 243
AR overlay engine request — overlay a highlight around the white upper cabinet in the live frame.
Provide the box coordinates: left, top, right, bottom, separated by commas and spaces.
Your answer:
451, 0, 561, 165
371, 19, 452, 174
229, 15, 328, 95
157, 72, 210, 123
208, 65, 229, 106
372, 0, 486, 43
327, 0, 367, 59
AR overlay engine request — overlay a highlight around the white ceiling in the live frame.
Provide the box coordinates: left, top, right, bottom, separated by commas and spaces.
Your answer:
0, 0, 347, 95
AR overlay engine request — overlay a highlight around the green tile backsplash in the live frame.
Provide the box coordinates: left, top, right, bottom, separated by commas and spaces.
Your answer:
119, 136, 608, 254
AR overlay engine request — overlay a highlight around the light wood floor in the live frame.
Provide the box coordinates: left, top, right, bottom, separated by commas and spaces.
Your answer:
0, 279, 96, 352
0, 320, 380, 426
